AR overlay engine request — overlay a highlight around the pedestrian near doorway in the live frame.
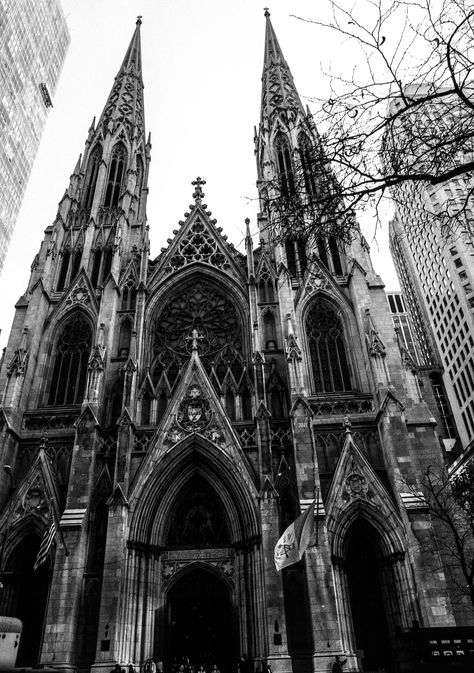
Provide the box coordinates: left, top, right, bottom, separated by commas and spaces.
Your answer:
332, 655, 346, 673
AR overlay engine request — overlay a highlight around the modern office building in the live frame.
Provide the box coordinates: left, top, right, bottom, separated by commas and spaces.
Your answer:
386, 291, 419, 364
0, 0, 70, 273
0, 14, 470, 673
387, 88, 474, 450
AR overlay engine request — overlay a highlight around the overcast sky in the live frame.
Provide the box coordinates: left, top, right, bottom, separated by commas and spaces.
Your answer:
0, 0, 400, 348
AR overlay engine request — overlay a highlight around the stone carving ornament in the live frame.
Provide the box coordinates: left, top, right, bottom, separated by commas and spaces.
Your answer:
341, 471, 374, 503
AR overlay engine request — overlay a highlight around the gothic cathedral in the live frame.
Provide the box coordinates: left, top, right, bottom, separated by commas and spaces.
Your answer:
0, 13, 461, 673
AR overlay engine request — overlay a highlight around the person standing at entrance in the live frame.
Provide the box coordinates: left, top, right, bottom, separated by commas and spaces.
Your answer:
332, 655, 346, 673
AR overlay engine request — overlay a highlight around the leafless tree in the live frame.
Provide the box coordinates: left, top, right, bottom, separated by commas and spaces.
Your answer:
406, 463, 474, 611
262, 0, 474, 242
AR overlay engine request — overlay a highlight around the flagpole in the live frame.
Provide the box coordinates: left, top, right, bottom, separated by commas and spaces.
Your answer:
49, 498, 69, 557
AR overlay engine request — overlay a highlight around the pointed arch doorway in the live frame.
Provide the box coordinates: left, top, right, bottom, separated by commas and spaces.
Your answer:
345, 519, 394, 672
165, 567, 234, 673
0, 533, 51, 666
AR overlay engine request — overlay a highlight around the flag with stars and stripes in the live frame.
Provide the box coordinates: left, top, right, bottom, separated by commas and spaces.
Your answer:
33, 511, 56, 572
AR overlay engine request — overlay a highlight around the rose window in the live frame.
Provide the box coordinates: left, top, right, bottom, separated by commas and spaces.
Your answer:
152, 281, 246, 390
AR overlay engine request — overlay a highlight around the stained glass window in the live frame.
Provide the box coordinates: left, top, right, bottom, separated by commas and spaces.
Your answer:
306, 300, 352, 392
47, 314, 92, 405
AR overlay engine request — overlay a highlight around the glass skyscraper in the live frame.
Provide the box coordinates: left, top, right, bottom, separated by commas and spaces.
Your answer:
0, 0, 70, 273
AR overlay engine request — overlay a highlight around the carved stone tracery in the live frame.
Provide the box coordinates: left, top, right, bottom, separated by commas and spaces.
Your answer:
169, 218, 226, 271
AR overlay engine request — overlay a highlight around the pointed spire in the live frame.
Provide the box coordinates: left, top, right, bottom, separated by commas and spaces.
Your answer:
261, 10, 305, 126
97, 19, 145, 139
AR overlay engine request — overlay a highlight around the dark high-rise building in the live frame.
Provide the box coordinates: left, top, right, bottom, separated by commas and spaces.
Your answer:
0, 0, 70, 273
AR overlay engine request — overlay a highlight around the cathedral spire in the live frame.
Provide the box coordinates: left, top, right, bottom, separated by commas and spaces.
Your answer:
97, 17, 145, 140
261, 9, 305, 127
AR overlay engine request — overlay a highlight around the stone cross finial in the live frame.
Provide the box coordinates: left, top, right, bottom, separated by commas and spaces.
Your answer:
136, 15, 142, 26
192, 177, 206, 204
264, 8, 270, 18
186, 328, 203, 352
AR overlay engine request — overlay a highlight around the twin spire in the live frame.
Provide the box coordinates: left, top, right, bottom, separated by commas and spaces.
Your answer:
97, 16, 145, 140
261, 9, 305, 126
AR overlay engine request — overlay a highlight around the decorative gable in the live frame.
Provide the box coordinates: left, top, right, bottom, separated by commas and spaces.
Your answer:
324, 423, 405, 553
148, 178, 246, 286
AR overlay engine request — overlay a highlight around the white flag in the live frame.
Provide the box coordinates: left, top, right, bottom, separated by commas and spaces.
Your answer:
274, 501, 315, 571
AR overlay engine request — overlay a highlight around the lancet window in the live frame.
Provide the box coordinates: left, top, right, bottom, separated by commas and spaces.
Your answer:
275, 134, 295, 197
104, 143, 127, 208
306, 299, 352, 393
298, 133, 317, 198
258, 266, 275, 303
56, 246, 83, 292
83, 144, 102, 211
315, 236, 344, 276
118, 318, 132, 357
47, 314, 92, 406
121, 277, 137, 311
285, 238, 307, 277
90, 245, 113, 288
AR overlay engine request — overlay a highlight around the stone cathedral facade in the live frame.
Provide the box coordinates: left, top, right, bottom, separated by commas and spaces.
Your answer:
0, 14, 464, 673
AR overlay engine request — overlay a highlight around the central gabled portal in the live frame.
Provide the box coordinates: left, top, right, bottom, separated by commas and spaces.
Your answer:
161, 475, 237, 673
165, 567, 234, 673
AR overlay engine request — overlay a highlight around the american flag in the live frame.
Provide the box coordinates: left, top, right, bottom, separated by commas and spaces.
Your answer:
33, 510, 56, 572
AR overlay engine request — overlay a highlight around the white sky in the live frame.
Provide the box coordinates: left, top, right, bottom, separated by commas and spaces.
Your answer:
0, 0, 400, 349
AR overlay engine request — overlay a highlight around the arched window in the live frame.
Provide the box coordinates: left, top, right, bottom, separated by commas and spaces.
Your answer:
90, 246, 113, 289
83, 145, 102, 211
56, 250, 70, 292
285, 240, 297, 276
47, 314, 92, 405
316, 237, 329, 269
275, 135, 295, 197
241, 386, 252, 420
118, 319, 132, 357
306, 300, 352, 393
71, 248, 82, 279
225, 389, 236, 420
121, 281, 137, 310
298, 238, 308, 274
329, 237, 343, 275
141, 391, 152, 425
269, 386, 284, 419
104, 144, 127, 208
263, 310, 277, 349
258, 268, 274, 303
57, 247, 83, 292
298, 134, 317, 198
157, 390, 168, 423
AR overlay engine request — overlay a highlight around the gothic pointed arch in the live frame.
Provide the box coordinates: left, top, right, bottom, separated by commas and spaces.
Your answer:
297, 132, 317, 198
45, 311, 93, 406
275, 133, 294, 197
305, 295, 352, 393
82, 143, 102, 210
104, 142, 128, 208
129, 434, 260, 548
324, 431, 406, 558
